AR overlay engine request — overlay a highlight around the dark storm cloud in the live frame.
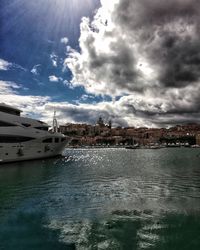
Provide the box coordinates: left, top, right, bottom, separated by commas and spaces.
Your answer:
113, 0, 200, 88
114, 0, 199, 29
65, 0, 200, 126
89, 39, 138, 82
46, 103, 129, 127
117, 83, 200, 127
150, 31, 200, 88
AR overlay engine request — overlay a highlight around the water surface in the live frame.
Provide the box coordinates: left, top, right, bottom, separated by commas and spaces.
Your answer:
0, 148, 200, 249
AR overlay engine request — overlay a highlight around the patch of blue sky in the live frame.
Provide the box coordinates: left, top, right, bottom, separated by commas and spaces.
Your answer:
0, 0, 100, 103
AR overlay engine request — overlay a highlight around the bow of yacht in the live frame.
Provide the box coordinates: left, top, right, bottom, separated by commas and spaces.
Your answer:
0, 103, 68, 163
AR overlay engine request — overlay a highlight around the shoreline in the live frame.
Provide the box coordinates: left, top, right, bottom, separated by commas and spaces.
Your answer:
66, 145, 200, 149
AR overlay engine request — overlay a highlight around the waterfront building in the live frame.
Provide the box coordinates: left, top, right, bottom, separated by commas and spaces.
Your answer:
196, 134, 200, 145
59, 121, 200, 147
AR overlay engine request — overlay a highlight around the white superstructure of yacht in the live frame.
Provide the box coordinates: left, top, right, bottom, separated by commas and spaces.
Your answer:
0, 103, 68, 163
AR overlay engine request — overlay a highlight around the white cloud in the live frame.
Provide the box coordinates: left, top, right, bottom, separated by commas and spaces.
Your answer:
63, 80, 75, 89
0, 59, 12, 71
0, 80, 23, 94
50, 53, 58, 67
0, 80, 131, 127
52, 60, 57, 67
64, 3, 155, 96
0, 58, 27, 72
49, 75, 63, 82
2, 80, 199, 128
60, 37, 69, 44
0, 80, 50, 120
80, 94, 95, 102
31, 64, 41, 75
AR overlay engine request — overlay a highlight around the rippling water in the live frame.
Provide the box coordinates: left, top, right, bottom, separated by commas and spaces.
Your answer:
0, 148, 200, 249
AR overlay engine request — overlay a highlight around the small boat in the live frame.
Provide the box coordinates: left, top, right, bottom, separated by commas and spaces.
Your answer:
149, 145, 161, 149
125, 144, 139, 149
0, 103, 68, 163
191, 145, 200, 148
167, 143, 181, 147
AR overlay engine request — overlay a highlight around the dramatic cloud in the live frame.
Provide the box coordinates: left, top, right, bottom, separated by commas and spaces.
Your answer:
0, 81, 129, 127
63, 0, 200, 126
44, 101, 129, 127
2, 0, 200, 128
3, 79, 200, 128
113, 0, 200, 89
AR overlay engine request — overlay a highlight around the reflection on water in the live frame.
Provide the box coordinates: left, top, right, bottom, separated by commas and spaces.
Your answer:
0, 148, 200, 249
48, 211, 200, 250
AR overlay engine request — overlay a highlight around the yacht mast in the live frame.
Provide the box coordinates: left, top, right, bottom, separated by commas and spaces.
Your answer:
52, 110, 58, 133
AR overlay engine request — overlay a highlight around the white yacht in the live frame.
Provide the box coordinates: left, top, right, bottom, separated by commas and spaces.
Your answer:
0, 103, 68, 163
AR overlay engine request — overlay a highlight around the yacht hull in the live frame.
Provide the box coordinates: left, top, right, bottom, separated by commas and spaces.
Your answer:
0, 103, 68, 164
0, 141, 67, 163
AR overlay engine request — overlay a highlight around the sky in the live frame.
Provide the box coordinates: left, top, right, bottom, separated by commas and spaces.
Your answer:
1, 0, 200, 128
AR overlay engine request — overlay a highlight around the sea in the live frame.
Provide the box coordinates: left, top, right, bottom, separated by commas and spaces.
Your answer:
0, 147, 200, 250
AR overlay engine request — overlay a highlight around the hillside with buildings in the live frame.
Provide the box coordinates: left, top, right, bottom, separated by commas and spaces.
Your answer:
59, 118, 200, 147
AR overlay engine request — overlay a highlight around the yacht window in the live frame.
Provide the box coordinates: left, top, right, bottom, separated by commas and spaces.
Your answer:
61, 137, 66, 142
0, 107, 20, 116
22, 123, 31, 127
0, 136, 34, 143
42, 138, 53, 143
55, 138, 59, 143
35, 127, 48, 131
0, 121, 16, 126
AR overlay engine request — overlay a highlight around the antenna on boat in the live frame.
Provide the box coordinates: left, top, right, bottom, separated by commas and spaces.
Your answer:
53, 110, 58, 133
